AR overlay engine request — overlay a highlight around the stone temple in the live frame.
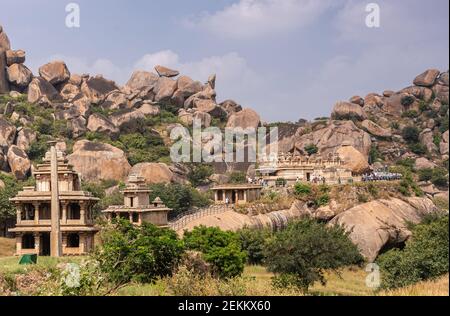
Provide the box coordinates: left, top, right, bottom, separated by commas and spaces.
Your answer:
9, 143, 99, 256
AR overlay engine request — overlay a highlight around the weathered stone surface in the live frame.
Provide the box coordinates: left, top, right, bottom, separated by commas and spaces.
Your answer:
184, 85, 217, 108
226, 108, 261, 130
438, 71, 449, 86
0, 49, 9, 93
0, 26, 10, 50
7, 145, 31, 180
171, 76, 203, 106
110, 108, 146, 131
81, 76, 118, 104
155, 65, 179, 78
383, 90, 395, 97
220, 99, 242, 115
293, 120, 372, 159
5, 50, 25, 65
38, 61, 70, 85
154, 77, 177, 103
69, 74, 83, 86
432, 84, 449, 105
414, 157, 437, 170
336, 144, 370, 174
440, 130, 449, 155
71, 93, 91, 117
349, 96, 364, 106
126, 71, 159, 91
68, 140, 131, 182
137, 103, 160, 116
129, 162, 174, 184
401, 86, 434, 102
329, 197, 438, 261
361, 120, 392, 138
101, 90, 128, 110
27, 77, 60, 104
419, 128, 438, 153
59, 82, 81, 101
383, 93, 407, 116
413, 69, 441, 87
194, 99, 227, 119
16, 128, 37, 151
6, 63, 32, 88
331, 101, 367, 121
87, 113, 119, 135
67, 116, 87, 138
0, 117, 17, 149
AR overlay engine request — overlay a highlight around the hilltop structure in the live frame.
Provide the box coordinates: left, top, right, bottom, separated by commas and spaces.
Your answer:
102, 175, 171, 227
8, 143, 99, 256
211, 184, 262, 205
257, 151, 355, 186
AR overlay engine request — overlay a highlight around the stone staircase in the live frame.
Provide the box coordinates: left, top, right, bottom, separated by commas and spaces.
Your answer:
168, 204, 234, 231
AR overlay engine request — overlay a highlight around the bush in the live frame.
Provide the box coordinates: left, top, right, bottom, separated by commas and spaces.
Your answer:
409, 143, 427, 155
187, 164, 213, 187
402, 110, 419, 118
184, 226, 247, 279
94, 219, 184, 287
304, 144, 318, 156
228, 172, 246, 184
264, 219, 363, 292
238, 228, 272, 265
377, 215, 449, 289
0, 174, 23, 229
401, 95, 415, 107
293, 183, 312, 197
402, 126, 420, 143
431, 167, 449, 188
418, 168, 433, 182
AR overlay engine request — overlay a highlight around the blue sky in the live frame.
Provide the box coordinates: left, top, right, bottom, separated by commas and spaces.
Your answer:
1, 0, 448, 122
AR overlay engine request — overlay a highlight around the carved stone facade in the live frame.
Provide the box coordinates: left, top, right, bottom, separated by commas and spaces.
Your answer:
257, 152, 355, 186
102, 175, 171, 227
9, 147, 99, 256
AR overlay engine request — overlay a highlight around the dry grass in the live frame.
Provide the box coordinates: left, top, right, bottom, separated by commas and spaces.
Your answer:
378, 275, 449, 296
0, 238, 15, 257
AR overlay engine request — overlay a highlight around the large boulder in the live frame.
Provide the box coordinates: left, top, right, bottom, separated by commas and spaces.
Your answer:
27, 77, 61, 104
0, 117, 17, 150
361, 120, 392, 138
0, 49, 9, 93
220, 99, 242, 115
87, 113, 119, 136
129, 162, 174, 184
81, 76, 118, 104
16, 128, 37, 151
125, 71, 159, 91
432, 84, 449, 105
440, 130, 449, 155
68, 140, 131, 182
110, 108, 145, 131
5, 50, 25, 65
6, 64, 33, 88
419, 128, 438, 153
155, 65, 179, 78
7, 145, 31, 180
101, 90, 128, 110
38, 61, 70, 85
413, 69, 441, 87
293, 120, 372, 159
226, 108, 261, 130
67, 116, 87, 138
59, 82, 81, 101
137, 103, 160, 116
414, 157, 436, 170
438, 71, 449, 86
329, 197, 438, 262
194, 99, 227, 119
0, 25, 10, 50
382, 93, 406, 116
336, 143, 370, 174
154, 77, 177, 103
171, 76, 203, 107
331, 101, 367, 121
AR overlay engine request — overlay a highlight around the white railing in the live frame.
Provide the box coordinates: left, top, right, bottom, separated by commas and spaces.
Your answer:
168, 204, 234, 231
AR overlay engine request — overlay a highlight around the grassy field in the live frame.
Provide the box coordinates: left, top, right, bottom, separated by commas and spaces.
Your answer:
1, 255, 448, 296
0, 238, 15, 257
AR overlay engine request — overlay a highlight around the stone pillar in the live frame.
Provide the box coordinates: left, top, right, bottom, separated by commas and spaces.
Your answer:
61, 202, 68, 224
62, 234, 67, 254
34, 233, 40, 255
15, 234, 22, 256
16, 204, 22, 224
138, 214, 142, 225
80, 202, 86, 225
33, 202, 40, 224
79, 234, 85, 254
214, 191, 218, 203
49, 142, 62, 257
243, 190, 247, 203
129, 212, 133, 223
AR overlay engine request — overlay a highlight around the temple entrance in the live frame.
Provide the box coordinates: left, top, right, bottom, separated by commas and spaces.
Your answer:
306, 173, 311, 182
232, 191, 237, 204
67, 233, 80, 248
40, 233, 50, 256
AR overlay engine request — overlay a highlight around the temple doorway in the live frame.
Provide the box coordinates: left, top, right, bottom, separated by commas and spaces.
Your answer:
40, 233, 50, 256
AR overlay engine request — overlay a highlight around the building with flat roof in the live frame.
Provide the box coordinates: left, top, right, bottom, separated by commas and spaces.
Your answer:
102, 175, 171, 227
211, 184, 262, 205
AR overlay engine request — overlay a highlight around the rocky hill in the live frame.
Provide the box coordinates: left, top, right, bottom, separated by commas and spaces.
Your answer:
0, 23, 448, 193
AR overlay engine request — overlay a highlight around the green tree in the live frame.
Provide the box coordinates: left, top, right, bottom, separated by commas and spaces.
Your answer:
187, 164, 214, 187
304, 144, 318, 156
238, 227, 272, 265
402, 126, 420, 143
264, 219, 363, 292
183, 226, 247, 279
377, 215, 449, 289
228, 172, 246, 184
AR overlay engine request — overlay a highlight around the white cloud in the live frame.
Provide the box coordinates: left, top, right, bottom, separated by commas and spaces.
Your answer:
185, 0, 335, 39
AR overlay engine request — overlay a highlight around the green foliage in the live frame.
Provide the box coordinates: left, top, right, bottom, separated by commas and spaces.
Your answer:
304, 144, 318, 156
390, 165, 423, 197
228, 172, 246, 184
401, 95, 415, 107
293, 183, 312, 197
238, 228, 272, 265
402, 126, 420, 143
275, 178, 287, 187
81, 180, 123, 214
409, 143, 427, 155
418, 100, 430, 112
418, 168, 433, 182
369, 145, 380, 164
401, 110, 419, 118
0, 174, 23, 221
117, 132, 169, 165
187, 164, 213, 187
184, 226, 247, 279
431, 167, 449, 188
264, 219, 363, 292
95, 219, 184, 287
433, 134, 442, 147
149, 183, 211, 216
390, 121, 400, 130
377, 215, 449, 290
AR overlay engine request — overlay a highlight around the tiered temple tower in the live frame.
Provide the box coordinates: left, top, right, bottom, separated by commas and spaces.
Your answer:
102, 175, 171, 227
9, 143, 99, 256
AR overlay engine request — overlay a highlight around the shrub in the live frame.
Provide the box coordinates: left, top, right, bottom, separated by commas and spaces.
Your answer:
418, 168, 433, 182
184, 226, 247, 279
238, 228, 272, 265
264, 219, 363, 292
316, 194, 330, 207
377, 215, 449, 289
0, 174, 23, 230
228, 172, 246, 184
402, 126, 420, 143
419, 101, 431, 112
409, 143, 427, 155
94, 219, 184, 287
187, 164, 213, 187
275, 178, 287, 187
304, 144, 318, 156
431, 168, 449, 188
401, 110, 419, 118
401, 95, 415, 107
369, 145, 380, 164
293, 183, 312, 197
